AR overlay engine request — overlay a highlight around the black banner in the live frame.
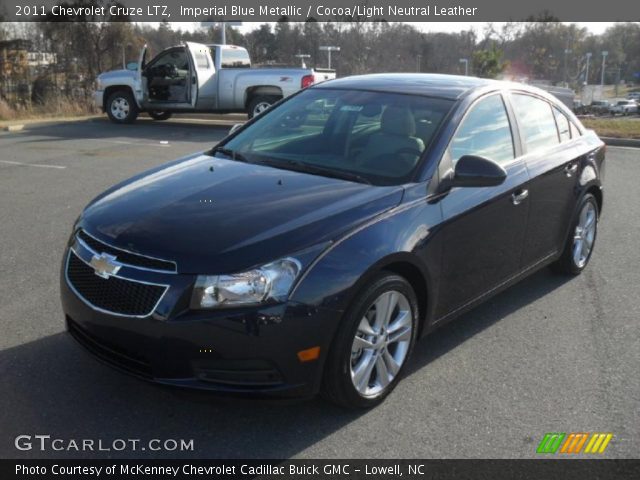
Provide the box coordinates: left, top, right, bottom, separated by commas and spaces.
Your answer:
4, 460, 640, 480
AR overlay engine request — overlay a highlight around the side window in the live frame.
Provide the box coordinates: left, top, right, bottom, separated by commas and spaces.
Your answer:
553, 107, 571, 142
221, 48, 251, 68
449, 94, 515, 165
148, 49, 188, 71
511, 93, 560, 152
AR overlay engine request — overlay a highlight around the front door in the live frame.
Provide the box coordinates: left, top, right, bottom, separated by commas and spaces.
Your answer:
141, 46, 193, 108
434, 93, 530, 320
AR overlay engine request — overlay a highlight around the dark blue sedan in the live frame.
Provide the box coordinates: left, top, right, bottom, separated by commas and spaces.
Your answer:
61, 74, 605, 408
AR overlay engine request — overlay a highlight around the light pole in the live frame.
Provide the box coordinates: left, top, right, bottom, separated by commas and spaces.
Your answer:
459, 58, 468, 76
320, 46, 340, 70
200, 21, 242, 45
601, 51, 608, 86
584, 52, 592, 85
564, 48, 572, 86
295, 54, 311, 68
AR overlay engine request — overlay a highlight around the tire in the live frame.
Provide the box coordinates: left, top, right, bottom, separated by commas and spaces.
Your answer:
551, 193, 599, 275
247, 95, 280, 119
321, 273, 419, 408
148, 111, 172, 121
106, 90, 139, 124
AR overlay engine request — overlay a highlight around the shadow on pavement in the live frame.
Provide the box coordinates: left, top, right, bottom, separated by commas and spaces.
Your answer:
0, 266, 572, 460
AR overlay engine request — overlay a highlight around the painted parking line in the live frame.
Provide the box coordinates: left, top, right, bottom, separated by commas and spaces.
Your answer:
0, 159, 66, 169
95, 139, 171, 148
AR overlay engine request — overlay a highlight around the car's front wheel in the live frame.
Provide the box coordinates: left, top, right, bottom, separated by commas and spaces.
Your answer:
106, 90, 139, 124
551, 193, 599, 275
322, 273, 418, 408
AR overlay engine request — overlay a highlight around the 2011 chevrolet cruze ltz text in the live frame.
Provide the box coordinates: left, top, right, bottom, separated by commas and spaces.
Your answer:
61, 74, 605, 408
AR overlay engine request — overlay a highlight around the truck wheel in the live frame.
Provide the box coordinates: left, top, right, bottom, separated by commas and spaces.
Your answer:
148, 111, 172, 121
247, 95, 280, 119
106, 90, 139, 124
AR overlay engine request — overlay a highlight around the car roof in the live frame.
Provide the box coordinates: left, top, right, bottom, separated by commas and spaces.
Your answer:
313, 73, 505, 100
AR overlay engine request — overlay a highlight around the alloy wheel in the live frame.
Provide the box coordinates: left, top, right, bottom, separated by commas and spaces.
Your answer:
350, 290, 412, 397
572, 201, 597, 268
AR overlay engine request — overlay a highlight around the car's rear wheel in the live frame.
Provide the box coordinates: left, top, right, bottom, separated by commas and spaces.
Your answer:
322, 273, 418, 408
106, 90, 139, 124
148, 111, 172, 121
551, 193, 599, 275
247, 95, 280, 119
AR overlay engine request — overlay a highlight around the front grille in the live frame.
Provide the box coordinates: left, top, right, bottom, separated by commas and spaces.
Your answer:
67, 317, 153, 378
66, 251, 166, 317
77, 230, 176, 272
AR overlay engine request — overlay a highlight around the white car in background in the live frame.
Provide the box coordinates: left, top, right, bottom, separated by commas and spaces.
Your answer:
610, 99, 638, 115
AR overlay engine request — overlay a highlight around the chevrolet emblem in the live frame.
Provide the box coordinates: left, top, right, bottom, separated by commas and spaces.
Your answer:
89, 253, 121, 279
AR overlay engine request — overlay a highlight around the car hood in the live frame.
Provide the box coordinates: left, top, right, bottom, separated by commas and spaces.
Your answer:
80, 153, 404, 273
98, 69, 135, 82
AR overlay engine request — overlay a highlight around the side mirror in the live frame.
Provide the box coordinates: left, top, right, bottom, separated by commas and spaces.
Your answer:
126, 62, 139, 71
451, 155, 507, 188
229, 123, 244, 135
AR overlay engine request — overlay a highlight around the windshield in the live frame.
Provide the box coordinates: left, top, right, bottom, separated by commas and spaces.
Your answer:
219, 88, 453, 185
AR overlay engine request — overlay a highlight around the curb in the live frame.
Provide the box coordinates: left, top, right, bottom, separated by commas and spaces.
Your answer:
602, 137, 640, 148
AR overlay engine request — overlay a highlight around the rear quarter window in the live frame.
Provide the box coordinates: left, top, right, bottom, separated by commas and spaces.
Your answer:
553, 107, 571, 142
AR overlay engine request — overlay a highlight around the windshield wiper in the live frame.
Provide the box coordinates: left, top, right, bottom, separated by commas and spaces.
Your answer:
260, 158, 372, 185
210, 146, 250, 163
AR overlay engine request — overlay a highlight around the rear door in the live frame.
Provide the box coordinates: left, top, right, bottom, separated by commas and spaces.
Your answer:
185, 42, 215, 109
434, 93, 530, 319
508, 92, 580, 268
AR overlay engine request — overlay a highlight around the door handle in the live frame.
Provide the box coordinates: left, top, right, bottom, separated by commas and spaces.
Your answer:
511, 189, 529, 205
564, 163, 578, 177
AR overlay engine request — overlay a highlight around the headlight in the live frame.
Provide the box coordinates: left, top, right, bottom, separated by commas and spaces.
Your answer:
190, 258, 302, 309
95, 77, 103, 90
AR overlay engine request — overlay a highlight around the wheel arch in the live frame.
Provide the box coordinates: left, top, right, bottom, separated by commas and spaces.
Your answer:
379, 260, 430, 337
244, 85, 283, 107
296, 250, 434, 337
103, 85, 140, 111
586, 184, 603, 214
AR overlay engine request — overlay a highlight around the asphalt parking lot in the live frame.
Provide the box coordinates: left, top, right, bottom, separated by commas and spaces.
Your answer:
0, 117, 638, 459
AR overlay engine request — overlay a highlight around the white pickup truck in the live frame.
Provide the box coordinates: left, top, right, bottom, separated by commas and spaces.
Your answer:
95, 42, 336, 123
609, 99, 638, 116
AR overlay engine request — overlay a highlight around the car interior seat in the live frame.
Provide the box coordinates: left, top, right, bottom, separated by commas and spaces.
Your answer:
357, 106, 425, 174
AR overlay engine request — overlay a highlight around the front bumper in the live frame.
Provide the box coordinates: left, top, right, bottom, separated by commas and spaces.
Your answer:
60, 243, 341, 399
